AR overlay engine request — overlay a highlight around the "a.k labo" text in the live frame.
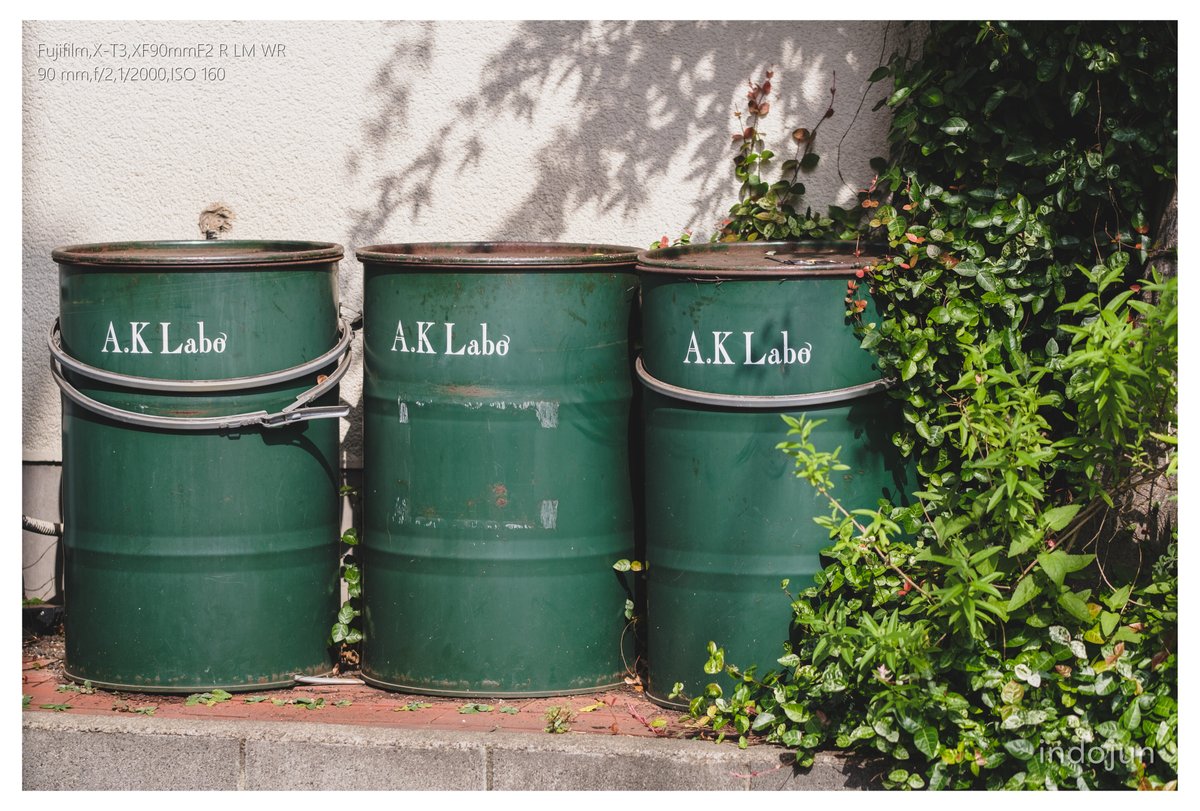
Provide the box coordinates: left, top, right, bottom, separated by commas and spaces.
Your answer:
101, 321, 228, 354
391, 321, 510, 357
683, 330, 812, 366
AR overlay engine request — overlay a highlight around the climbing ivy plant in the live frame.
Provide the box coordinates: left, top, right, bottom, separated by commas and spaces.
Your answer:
681, 21, 1177, 790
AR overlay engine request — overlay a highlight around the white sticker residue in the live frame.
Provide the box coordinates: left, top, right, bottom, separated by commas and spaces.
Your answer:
534, 401, 559, 429
540, 499, 559, 530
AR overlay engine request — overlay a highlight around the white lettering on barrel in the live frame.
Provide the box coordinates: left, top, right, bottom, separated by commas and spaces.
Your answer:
102, 320, 227, 355
683, 328, 816, 369
129, 322, 151, 354
101, 322, 121, 353
391, 321, 411, 352
389, 320, 512, 358
415, 321, 436, 354
711, 331, 734, 365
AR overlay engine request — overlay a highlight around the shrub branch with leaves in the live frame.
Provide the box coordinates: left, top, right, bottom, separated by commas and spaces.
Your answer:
679, 21, 1177, 790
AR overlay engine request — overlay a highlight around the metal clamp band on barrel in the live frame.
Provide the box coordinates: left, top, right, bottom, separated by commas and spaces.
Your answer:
634, 356, 896, 408
47, 317, 354, 393
48, 333, 353, 431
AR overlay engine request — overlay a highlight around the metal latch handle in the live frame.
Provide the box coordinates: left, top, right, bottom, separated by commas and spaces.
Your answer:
48, 317, 354, 393
49, 325, 353, 432
634, 356, 895, 409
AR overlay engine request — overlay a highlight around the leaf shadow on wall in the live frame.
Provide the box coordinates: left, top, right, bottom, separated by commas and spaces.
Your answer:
345, 20, 899, 247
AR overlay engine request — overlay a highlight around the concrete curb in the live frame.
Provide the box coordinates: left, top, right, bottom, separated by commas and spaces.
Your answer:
23, 712, 881, 790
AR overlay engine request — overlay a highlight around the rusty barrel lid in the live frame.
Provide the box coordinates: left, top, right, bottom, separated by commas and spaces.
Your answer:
356, 241, 639, 270
637, 240, 881, 277
51, 240, 344, 268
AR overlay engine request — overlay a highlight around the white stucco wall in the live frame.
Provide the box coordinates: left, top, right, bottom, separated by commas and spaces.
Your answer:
22, 19, 898, 466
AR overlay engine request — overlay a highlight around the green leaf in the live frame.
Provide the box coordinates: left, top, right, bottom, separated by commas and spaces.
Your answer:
1058, 590, 1093, 622
1068, 91, 1087, 117
1035, 58, 1058, 82
868, 66, 890, 83
781, 703, 809, 723
919, 87, 944, 106
1006, 143, 1038, 164
1043, 504, 1083, 532
1103, 584, 1132, 611
976, 269, 999, 292
1004, 738, 1036, 760
1000, 680, 1025, 705
703, 642, 725, 674
1007, 577, 1042, 612
887, 86, 913, 106
940, 117, 968, 135
913, 726, 940, 759
396, 701, 433, 711
612, 559, 631, 572
799, 152, 819, 170
1037, 551, 1095, 586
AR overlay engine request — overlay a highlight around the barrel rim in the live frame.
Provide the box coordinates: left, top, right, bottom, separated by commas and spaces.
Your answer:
356, 241, 638, 269
637, 240, 883, 278
51, 240, 344, 267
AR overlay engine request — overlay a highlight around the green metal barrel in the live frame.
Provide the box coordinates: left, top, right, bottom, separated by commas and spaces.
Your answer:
637, 242, 914, 707
51, 240, 349, 693
358, 242, 638, 696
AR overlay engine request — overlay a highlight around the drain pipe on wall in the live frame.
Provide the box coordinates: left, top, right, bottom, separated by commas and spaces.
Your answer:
22, 515, 63, 537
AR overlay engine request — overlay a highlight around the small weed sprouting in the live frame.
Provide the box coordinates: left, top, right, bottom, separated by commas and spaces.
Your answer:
394, 701, 433, 712
290, 697, 325, 710
56, 680, 95, 695
544, 706, 573, 734
185, 689, 233, 707
331, 485, 364, 659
